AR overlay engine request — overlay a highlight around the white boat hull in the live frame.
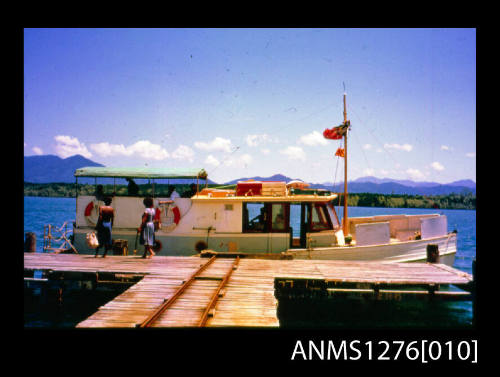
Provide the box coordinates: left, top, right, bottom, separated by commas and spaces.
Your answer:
290, 233, 457, 266
72, 227, 456, 267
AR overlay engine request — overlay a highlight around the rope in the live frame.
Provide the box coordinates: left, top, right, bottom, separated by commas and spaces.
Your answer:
332, 140, 343, 218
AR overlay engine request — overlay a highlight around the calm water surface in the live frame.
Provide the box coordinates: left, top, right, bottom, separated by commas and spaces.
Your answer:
24, 196, 476, 328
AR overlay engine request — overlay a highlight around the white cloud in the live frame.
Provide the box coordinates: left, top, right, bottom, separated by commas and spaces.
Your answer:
440, 145, 452, 151
261, 148, 270, 155
466, 152, 476, 158
406, 168, 425, 180
90, 140, 169, 160
90, 142, 131, 157
362, 144, 372, 150
246, 134, 270, 147
32, 147, 43, 155
205, 155, 220, 166
24, 142, 27, 148
280, 146, 306, 161
224, 153, 253, 168
126, 140, 169, 160
363, 168, 375, 176
298, 131, 328, 146
54, 135, 92, 158
384, 143, 413, 152
194, 137, 233, 153
430, 161, 444, 171
172, 145, 194, 162
380, 169, 389, 176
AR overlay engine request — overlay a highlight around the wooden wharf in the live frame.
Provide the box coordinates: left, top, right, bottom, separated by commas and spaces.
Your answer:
24, 253, 474, 328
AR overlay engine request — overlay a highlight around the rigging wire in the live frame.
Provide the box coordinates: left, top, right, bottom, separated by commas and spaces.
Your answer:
349, 104, 401, 167
350, 123, 372, 175
205, 101, 338, 179
207, 146, 241, 176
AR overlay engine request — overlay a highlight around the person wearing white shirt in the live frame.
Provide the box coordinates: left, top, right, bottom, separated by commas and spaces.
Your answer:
168, 185, 180, 199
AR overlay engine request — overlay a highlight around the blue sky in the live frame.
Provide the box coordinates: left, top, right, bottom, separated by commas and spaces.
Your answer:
24, 28, 476, 184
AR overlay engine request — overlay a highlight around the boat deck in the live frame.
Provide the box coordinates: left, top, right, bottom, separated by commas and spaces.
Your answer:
24, 253, 473, 328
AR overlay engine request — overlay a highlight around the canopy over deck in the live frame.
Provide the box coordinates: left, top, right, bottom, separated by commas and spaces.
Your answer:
74, 167, 208, 180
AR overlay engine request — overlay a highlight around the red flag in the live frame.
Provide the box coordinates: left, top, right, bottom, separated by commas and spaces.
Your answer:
323, 124, 348, 140
335, 148, 345, 157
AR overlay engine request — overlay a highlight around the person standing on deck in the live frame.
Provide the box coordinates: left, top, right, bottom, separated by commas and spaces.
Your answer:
95, 184, 105, 201
95, 196, 114, 258
138, 196, 156, 259
168, 185, 180, 200
126, 178, 139, 196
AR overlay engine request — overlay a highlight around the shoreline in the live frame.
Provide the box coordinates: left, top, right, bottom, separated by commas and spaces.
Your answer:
23, 193, 476, 211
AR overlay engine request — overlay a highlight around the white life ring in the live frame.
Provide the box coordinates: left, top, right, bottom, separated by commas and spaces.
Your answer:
84, 200, 101, 226
160, 202, 182, 232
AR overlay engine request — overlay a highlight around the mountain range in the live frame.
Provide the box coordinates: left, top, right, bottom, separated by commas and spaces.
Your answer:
24, 155, 476, 195
24, 155, 104, 183
223, 176, 475, 196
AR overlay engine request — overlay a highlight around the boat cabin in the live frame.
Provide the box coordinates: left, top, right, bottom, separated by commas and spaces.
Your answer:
72, 168, 341, 254
72, 167, 449, 256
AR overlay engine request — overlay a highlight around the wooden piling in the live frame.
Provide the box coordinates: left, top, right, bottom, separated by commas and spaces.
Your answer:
25, 232, 36, 252
472, 258, 476, 326
426, 244, 439, 263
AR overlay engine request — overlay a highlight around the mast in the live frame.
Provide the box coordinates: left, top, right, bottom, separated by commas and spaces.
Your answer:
342, 92, 348, 235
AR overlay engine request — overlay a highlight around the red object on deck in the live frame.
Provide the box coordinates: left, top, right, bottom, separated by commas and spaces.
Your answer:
236, 181, 262, 196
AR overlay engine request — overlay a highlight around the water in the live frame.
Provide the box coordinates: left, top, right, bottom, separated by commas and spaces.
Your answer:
281, 206, 476, 329
24, 196, 476, 328
24, 196, 76, 253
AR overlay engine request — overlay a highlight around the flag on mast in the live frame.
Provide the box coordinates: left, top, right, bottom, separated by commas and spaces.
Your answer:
323, 123, 349, 140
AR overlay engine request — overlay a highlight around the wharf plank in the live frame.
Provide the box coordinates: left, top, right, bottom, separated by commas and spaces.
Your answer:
24, 253, 472, 328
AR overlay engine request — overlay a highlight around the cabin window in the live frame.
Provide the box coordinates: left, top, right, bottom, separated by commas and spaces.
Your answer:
243, 202, 268, 232
243, 202, 289, 233
270, 203, 288, 233
224, 204, 233, 211
310, 203, 333, 231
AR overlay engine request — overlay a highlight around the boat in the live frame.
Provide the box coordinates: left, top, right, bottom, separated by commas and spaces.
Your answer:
71, 95, 457, 266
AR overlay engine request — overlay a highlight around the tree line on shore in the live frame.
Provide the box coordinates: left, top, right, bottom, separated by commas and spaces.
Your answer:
23, 182, 476, 210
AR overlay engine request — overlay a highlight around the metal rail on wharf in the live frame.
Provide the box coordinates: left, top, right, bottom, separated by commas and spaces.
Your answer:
24, 253, 474, 328
137, 255, 240, 328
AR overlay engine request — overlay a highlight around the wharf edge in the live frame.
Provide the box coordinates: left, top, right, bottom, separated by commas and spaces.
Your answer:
24, 253, 474, 328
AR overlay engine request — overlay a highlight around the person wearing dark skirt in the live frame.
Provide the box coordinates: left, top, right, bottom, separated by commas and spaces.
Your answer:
138, 196, 156, 259
95, 196, 114, 258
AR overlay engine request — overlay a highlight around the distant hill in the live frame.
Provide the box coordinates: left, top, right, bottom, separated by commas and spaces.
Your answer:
448, 179, 476, 189
23, 154, 218, 184
310, 182, 475, 196
224, 175, 476, 196
24, 155, 104, 183
351, 176, 441, 188
224, 174, 300, 185
24, 156, 476, 195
